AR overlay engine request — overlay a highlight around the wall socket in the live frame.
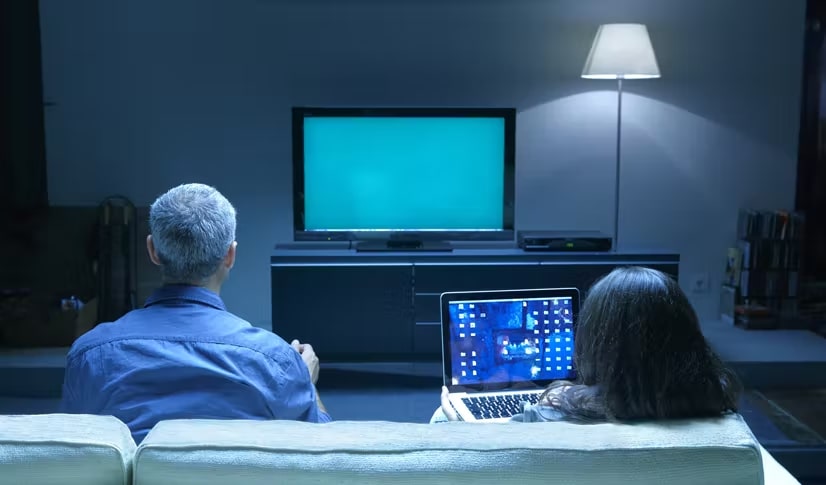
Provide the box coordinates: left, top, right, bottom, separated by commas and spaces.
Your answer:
690, 273, 711, 293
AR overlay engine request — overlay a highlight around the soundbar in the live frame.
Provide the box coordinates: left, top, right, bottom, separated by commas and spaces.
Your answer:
517, 230, 612, 252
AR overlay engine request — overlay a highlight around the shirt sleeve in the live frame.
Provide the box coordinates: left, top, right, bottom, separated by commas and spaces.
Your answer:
260, 345, 330, 423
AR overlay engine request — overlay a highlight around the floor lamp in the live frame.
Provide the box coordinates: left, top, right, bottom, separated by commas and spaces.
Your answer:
581, 24, 661, 251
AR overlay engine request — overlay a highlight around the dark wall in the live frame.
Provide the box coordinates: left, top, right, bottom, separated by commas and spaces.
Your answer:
1, 0, 48, 211
37, 0, 806, 326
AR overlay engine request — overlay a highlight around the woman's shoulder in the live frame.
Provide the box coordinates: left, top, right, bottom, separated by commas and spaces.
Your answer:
508, 383, 576, 422
544, 384, 573, 397
539, 384, 572, 405
511, 402, 566, 422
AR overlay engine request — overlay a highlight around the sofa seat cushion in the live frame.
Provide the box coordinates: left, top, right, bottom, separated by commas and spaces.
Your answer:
134, 413, 763, 485
0, 414, 135, 485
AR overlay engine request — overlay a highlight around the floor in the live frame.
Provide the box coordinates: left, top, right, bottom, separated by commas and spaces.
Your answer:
0, 389, 438, 423
753, 389, 826, 444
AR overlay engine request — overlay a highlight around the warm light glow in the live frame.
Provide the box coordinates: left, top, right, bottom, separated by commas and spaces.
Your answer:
582, 23, 661, 80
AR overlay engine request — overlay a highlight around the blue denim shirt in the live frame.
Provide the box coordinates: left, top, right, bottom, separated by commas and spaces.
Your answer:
61, 285, 331, 443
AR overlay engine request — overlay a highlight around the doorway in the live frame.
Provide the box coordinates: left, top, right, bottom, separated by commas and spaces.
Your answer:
797, 0, 826, 328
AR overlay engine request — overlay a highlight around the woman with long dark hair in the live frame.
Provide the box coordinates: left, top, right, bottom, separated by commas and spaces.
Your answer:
438, 266, 741, 423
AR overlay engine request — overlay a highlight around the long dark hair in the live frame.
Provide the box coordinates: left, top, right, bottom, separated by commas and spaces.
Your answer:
540, 266, 741, 422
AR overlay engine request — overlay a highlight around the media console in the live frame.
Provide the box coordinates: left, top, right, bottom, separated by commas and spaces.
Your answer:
271, 248, 679, 362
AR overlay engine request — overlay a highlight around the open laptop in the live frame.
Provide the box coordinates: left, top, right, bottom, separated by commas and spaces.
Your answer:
440, 287, 579, 422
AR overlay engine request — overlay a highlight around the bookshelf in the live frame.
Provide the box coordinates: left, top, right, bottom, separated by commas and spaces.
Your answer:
722, 210, 804, 329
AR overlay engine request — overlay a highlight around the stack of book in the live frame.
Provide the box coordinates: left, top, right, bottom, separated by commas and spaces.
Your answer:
722, 210, 804, 329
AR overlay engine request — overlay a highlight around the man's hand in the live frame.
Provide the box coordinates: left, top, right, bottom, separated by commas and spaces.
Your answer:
440, 386, 460, 421
291, 339, 320, 385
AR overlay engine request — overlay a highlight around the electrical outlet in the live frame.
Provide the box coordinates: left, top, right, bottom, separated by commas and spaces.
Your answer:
690, 273, 710, 293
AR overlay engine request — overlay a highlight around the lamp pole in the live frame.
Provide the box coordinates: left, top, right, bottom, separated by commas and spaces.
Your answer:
614, 77, 623, 252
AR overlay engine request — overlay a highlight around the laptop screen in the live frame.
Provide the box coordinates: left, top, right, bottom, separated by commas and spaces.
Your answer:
441, 288, 579, 390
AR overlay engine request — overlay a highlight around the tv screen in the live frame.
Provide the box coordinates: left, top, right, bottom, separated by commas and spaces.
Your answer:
292, 107, 515, 243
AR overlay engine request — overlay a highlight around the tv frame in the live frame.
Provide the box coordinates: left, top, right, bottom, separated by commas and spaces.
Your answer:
291, 106, 516, 244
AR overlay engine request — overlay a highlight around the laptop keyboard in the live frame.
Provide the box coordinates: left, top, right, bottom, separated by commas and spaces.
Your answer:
461, 392, 543, 420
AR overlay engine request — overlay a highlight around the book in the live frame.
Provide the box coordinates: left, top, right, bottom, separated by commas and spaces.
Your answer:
724, 247, 742, 286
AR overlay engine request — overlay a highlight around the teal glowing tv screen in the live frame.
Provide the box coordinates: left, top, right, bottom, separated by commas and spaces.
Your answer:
292, 107, 515, 242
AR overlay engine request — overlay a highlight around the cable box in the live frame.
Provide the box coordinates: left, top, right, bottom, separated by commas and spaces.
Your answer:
517, 230, 612, 252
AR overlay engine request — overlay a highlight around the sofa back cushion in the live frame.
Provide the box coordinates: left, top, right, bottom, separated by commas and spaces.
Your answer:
134, 413, 762, 485
0, 414, 135, 485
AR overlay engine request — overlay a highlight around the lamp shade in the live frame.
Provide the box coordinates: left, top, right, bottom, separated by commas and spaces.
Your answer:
582, 23, 661, 79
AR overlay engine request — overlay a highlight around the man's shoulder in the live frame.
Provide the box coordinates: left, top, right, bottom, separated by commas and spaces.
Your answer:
67, 310, 141, 359
67, 307, 293, 364
227, 324, 296, 362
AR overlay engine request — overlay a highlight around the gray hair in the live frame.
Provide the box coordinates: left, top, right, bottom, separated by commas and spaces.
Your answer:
149, 183, 237, 283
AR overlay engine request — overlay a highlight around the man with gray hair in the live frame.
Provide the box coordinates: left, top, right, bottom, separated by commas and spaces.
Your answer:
61, 183, 330, 443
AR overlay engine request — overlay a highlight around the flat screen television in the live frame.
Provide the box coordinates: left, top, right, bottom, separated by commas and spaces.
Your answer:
292, 107, 516, 250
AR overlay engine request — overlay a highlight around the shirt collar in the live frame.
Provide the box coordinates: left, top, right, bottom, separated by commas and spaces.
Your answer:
144, 284, 227, 311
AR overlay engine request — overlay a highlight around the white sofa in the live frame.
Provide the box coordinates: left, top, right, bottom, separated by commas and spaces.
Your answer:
0, 413, 800, 485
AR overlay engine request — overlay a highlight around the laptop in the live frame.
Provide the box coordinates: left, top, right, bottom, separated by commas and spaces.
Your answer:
440, 287, 579, 422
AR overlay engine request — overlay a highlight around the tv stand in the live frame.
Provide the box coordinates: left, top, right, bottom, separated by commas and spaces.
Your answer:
271, 249, 679, 361
356, 240, 453, 252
